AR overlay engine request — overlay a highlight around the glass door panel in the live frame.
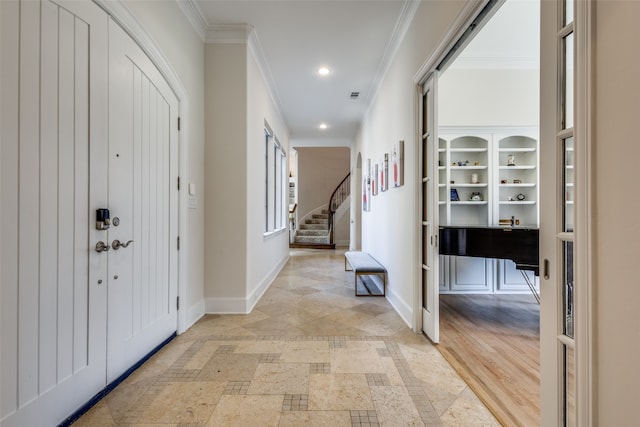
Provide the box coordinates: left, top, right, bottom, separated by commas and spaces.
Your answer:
563, 241, 574, 339
563, 33, 574, 130
563, 137, 574, 232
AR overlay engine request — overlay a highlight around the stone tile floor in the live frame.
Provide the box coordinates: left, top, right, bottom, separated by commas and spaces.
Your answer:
73, 249, 499, 426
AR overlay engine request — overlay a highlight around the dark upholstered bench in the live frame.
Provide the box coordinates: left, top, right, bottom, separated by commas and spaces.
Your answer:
344, 251, 386, 296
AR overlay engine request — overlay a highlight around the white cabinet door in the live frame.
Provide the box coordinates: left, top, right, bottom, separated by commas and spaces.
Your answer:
497, 260, 539, 293
1, 1, 109, 425
106, 20, 179, 383
448, 256, 493, 293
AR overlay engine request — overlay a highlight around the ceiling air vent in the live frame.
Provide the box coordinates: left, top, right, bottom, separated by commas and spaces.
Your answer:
349, 91, 360, 99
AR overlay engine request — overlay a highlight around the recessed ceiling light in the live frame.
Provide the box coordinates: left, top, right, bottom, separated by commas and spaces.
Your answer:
319, 123, 328, 130
317, 67, 331, 76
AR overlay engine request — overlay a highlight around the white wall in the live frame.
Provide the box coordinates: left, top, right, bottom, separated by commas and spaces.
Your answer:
438, 68, 539, 126
296, 147, 351, 222
353, 0, 467, 325
246, 47, 290, 310
204, 39, 289, 313
122, 0, 205, 327
593, 1, 640, 423
204, 44, 248, 308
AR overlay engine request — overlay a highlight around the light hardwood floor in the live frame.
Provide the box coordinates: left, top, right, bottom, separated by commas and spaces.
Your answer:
437, 294, 540, 427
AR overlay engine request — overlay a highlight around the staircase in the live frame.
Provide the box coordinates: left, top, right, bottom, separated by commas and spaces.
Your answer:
290, 209, 334, 249
290, 172, 350, 249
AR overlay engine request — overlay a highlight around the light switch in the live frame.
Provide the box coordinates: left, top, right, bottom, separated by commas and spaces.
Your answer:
188, 183, 196, 196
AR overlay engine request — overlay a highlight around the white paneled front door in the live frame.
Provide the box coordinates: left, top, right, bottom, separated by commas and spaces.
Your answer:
1, 1, 109, 425
1, 1, 179, 425
106, 20, 179, 382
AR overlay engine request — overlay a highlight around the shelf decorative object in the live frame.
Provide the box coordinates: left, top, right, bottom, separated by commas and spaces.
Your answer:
470, 192, 483, 201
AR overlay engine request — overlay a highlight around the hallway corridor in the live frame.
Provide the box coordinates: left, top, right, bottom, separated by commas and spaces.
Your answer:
74, 249, 498, 426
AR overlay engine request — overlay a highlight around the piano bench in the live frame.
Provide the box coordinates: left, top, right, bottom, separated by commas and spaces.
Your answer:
344, 251, 386, 297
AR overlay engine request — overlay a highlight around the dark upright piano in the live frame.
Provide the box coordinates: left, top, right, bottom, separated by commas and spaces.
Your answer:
439, 225, 540, 300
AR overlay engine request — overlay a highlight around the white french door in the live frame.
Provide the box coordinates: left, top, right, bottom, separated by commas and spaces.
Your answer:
540, 0, 590, 424
106, 19, 179, 383
1, 1, 179, 425
420, 75, 439, 343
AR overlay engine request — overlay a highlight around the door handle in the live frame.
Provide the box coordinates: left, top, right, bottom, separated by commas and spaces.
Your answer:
95, 241, 110, 253
543, 259, 550, 280
111, 239, 134, 250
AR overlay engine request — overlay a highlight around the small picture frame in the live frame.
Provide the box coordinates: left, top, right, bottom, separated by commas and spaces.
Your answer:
450, 188, 460, 201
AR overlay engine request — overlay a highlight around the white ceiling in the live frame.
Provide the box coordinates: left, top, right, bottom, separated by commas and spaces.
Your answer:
181, 0, 538, 144
186, 0, 416, 143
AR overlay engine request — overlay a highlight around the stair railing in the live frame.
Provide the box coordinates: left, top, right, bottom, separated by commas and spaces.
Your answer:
288, 203, 297, 243
328, 173, 351, 246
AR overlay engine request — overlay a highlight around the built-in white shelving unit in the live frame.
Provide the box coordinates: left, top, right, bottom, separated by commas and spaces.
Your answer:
438, 127, 540, 294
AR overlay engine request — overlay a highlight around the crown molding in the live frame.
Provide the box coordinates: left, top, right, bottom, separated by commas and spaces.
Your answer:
176, 0, 208, 41
202, 21, 287, 130
365, 0, 421, 105
206, 24, 254, 44
248, 29, 286, 125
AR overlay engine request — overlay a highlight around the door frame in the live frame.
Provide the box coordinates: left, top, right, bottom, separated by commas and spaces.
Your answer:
95, 0, 191, 333
574, 1, 594, 423
412, 0, 496, 334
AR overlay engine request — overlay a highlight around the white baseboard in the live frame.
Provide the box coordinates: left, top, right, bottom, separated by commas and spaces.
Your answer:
204, 254, 289, 314
247, 254, 289, 312
185, 300, 205, 330
385, 286, 413, 329
204, 296, 250, 314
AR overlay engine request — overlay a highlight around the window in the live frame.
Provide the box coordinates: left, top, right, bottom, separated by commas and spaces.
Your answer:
264, 123, 287, 234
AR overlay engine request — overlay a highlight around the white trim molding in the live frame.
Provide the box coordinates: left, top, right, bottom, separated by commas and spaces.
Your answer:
204, 23, 286, 130
386, 287, 414, 330
575, 0, 595, 424
206, 23, 254, 44
248, 29, 286, 123
204, 254, 289, 314
365, 0, 421, 106
176, 0, 208, 41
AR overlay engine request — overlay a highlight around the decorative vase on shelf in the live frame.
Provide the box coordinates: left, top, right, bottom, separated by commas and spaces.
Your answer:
507, 154, 516, 166
470, 192, 483, 201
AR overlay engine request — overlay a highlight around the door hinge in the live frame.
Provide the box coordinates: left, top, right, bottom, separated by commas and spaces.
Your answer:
177, 236, 180, 251
177, 116, 181, 131
176, 296, 180, 310
177, 176, 181, 191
